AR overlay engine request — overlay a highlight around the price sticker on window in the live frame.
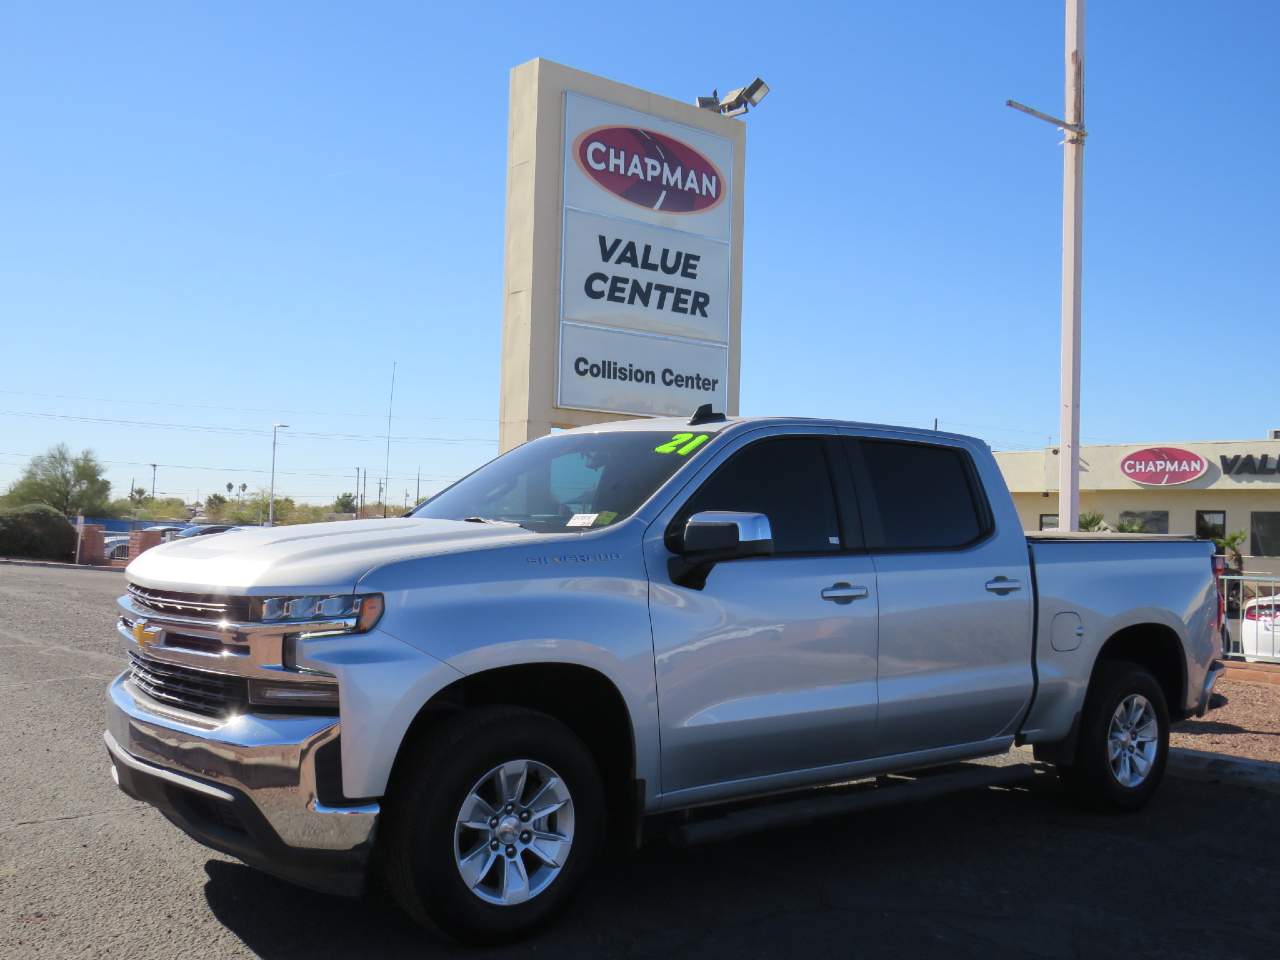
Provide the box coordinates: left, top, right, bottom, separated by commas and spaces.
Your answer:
654, 433, 710, 456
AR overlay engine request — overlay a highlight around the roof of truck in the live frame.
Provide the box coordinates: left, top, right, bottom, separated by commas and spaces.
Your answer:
561, 415, 983, 446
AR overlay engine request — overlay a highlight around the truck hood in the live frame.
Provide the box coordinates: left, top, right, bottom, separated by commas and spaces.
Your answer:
125, 517, 537, 595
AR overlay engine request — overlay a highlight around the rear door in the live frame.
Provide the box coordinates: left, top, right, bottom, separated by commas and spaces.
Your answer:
843, 434, 1034, 757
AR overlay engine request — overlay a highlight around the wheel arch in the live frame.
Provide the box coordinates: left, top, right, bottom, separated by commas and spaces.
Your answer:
1091, 622, 1188, 718
389, 662, 641, 842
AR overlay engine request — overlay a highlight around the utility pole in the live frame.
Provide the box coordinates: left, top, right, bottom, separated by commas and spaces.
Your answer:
149, 464, 157, 501
269, 423, 289, 526
415, 466, 420, 506
383, 362, 396, 519
361, 469, 368, 517
1007, 0, 1086, 531
354, 467, 361, 517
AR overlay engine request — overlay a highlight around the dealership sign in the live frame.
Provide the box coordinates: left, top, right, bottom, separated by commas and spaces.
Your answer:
1121, 447, 1209, 486
573, 126, 725, 214
558, 92, 734, 417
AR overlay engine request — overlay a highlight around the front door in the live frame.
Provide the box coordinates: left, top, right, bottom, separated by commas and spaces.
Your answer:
646, 432, 880, 797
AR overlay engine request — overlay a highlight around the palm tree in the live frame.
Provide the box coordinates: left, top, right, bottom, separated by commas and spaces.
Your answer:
1214, 530, 1248, 572
226, 482, 234, 497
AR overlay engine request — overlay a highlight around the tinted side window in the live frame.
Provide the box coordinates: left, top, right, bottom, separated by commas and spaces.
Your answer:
681, 437, 841, 554
856, 440, 984, 550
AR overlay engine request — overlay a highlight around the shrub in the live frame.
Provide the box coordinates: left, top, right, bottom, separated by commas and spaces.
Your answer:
0, 503, 77, 561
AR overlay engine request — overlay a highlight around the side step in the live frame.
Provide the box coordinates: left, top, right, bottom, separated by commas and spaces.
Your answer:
668, 762, 1040, 847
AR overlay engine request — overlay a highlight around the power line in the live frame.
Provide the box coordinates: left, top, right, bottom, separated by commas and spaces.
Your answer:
0, 451, 460, 483
0, 409, 497, 444
0, 387, 499, 424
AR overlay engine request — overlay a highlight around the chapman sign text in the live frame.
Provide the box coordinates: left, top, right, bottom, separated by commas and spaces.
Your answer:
1121, 448, 1209, 486
558, 93, 733, 417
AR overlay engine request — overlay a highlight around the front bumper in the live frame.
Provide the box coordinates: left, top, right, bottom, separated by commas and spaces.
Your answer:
105, 673, 378, 897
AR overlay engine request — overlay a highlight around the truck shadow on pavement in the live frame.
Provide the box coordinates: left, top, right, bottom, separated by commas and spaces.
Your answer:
201, 774, 1280, 960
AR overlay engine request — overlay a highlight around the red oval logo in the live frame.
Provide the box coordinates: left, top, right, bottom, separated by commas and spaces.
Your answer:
573, 126, 725, 214
1120, 447, 1208, 486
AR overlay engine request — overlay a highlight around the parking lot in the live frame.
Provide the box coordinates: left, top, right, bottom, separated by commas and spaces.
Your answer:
2, 563, 1279, 959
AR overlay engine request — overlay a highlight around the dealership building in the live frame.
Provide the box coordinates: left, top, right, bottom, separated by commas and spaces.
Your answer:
994, 433, 1280, 573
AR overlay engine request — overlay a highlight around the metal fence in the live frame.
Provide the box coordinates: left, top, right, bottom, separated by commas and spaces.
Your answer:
1220, 574, 1280, 664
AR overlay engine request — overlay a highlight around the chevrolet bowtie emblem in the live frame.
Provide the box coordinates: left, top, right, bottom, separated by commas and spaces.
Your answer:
132, 621, 161, 647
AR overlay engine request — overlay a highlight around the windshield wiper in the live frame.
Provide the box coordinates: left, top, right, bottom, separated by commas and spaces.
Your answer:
461, 516, 521, 526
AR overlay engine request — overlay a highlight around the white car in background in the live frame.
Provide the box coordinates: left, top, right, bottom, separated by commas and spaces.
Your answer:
104, 535, 131, 561
1239, 595, 1280, 661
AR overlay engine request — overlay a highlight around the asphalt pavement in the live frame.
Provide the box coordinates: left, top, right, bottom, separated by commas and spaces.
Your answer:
2, 563, 1278, 959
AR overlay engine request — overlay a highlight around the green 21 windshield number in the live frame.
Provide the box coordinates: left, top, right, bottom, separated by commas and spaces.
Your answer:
654, 433, 710, 456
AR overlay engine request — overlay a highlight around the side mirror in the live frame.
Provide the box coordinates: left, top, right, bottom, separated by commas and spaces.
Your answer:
669, 511, 774, 589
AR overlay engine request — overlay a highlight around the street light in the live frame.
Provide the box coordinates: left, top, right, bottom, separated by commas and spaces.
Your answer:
268, 423, 289, 526
695, 77, 770, 117
1007, 0, 1086, 531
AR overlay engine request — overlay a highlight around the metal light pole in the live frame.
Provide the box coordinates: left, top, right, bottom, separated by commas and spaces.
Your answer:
268, 423, 289, 526
150, 463, 157, 501
1008, 0, 1086, 531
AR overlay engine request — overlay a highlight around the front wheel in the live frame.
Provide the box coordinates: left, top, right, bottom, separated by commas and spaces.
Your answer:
381, 706, 605, 944
1060, 662, 1170, 812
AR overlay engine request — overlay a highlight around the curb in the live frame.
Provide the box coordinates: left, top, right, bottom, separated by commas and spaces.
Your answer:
1222, 660, 1280, 686
1168, 747, 1280, 794
0, 557, 124, 572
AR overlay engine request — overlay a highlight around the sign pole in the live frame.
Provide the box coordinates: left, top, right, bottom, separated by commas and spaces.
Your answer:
1058, 0, 1085, 531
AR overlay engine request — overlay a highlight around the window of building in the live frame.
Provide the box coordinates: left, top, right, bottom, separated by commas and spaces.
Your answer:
680, 437, 841, 555
1195, 510, 1226, 542
1251, 512, 1280, 557
1039, 514, 1060, 531
1120, 510, 1170, 534
856, 440, 986, 550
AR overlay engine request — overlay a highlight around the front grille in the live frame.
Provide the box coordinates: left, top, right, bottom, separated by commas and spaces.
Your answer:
127, 652, 249, 719
127, 583, 251, 622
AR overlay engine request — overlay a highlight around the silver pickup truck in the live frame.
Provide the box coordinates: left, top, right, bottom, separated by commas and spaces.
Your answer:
106, 414, 1223, 942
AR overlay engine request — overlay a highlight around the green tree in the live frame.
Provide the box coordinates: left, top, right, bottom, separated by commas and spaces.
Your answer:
333, 492, 357, 513
204, 492, 229, 520
1214, 530, 1248, 570
129, 486, 148, 506
3, 444, 112, 516
133, 497, 189, 521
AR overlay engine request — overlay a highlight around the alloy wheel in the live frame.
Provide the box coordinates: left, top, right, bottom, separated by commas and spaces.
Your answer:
453, 759, 575, 906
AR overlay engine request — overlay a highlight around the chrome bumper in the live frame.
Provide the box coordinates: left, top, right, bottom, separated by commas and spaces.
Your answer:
105, 673, 378, 896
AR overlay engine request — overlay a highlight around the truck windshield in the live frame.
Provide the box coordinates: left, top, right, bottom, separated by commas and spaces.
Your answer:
411, 430, 715, 533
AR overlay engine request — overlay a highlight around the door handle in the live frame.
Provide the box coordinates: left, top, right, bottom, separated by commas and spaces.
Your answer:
985, 576, 1022, 595
821, 582, 869, 604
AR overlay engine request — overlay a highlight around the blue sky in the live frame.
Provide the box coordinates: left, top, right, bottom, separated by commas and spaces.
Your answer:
2, 2, 1277, 507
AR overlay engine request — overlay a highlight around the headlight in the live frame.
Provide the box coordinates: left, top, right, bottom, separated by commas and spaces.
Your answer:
254, 593, 384, 635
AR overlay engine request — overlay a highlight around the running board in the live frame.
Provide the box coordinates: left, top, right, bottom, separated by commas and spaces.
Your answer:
668, 762, 1040, 847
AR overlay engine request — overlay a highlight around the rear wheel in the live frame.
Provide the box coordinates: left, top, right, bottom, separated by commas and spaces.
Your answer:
1060, 662, 1169, 811
382, 706, 605, 944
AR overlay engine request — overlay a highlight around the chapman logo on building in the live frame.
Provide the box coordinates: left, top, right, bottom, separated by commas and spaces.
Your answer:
1121, 447, 1209, 486
574, 126, 724, 214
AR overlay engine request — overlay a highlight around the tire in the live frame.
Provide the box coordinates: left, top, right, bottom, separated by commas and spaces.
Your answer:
381, 705, 606, 944
1059, 661, 1170, 812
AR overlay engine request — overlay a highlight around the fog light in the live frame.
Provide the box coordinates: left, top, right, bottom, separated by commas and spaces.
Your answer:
248, 678, 339, 709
